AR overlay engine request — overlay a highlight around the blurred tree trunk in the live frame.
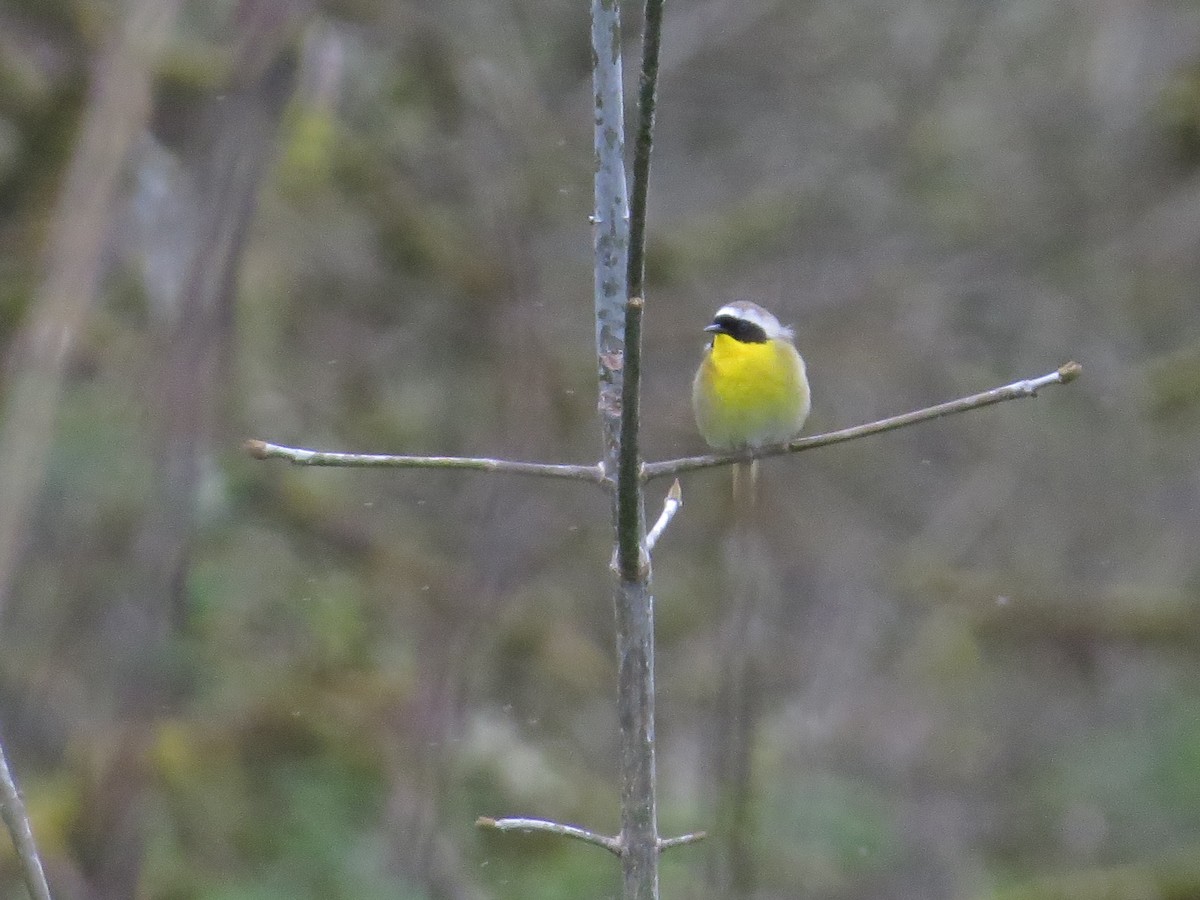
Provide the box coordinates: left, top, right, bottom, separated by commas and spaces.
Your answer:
0, 0, 180, 628
0, 2, 182, 894
111, 0, 306, 713
79, 3, 308, 898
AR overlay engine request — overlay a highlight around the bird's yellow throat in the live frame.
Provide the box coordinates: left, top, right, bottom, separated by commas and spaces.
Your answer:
707, 333, 797, 402
694, 332, 810, 450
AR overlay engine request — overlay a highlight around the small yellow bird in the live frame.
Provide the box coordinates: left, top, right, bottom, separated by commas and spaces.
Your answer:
692, 300, 811, 500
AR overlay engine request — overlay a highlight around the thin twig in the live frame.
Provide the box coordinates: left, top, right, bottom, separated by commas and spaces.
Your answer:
642, 362, 1082, 481
244, 439, 606, 484
645, 480, 682, 553
658, 831, 708, 851
0, 737, 52, 900
476, 816, 622, 856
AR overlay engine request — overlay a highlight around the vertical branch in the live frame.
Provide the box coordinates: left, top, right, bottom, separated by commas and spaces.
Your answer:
613, 292, 655, 900
591, 1, 659, 898
619, 0, 667, 581
616, 297, 645, 578
616, 0, 666, 580
614, 575, 657, 900
613, 5, 666, 896
626, 0, 665, 301
592, 0, 631, 469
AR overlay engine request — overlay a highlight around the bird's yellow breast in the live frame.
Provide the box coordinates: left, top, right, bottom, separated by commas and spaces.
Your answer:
692, 333, 810, 450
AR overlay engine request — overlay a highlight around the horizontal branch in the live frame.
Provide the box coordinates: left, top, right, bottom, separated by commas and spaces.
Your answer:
658, 830, 707, 851
641, 361, 1082, 482
476, 816, 622, 855
246, 362, 1081, 488
244, 439, 606, 484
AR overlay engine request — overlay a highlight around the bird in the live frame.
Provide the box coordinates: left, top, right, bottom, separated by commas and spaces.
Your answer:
691, 300, 811, 503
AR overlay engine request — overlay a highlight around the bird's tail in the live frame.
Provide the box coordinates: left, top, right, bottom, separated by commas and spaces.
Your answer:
731, 460, 759, 511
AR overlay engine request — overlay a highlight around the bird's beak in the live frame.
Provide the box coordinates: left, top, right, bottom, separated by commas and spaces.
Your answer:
703, 323, 723, 334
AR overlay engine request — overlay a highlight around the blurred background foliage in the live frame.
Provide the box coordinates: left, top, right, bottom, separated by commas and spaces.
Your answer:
1, 0, 1199, 898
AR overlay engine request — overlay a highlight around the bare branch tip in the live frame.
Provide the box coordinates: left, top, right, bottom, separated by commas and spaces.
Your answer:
475, 816, 497, 828
1058, 360, 1082, 383
646, 478, 684, 552
668, 478, 682, 502
243, 439, 269, 459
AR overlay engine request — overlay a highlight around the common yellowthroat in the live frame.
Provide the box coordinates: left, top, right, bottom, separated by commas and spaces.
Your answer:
692, 300, 811, 500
